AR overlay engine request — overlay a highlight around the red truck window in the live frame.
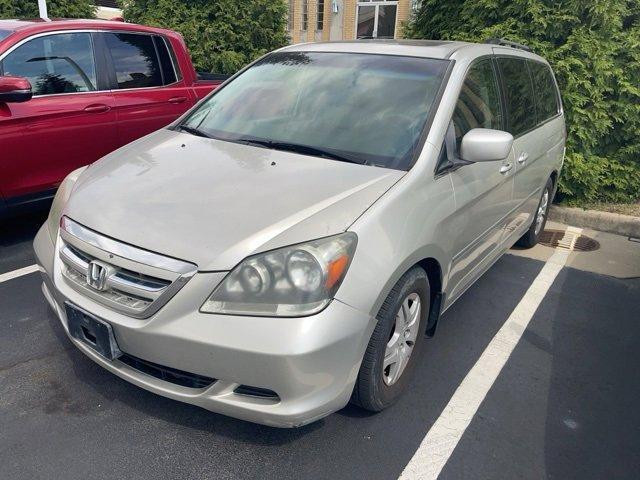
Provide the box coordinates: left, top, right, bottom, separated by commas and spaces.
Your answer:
105, 32, 163, 89
1, 32, 97, 96
153, 36, 178, 85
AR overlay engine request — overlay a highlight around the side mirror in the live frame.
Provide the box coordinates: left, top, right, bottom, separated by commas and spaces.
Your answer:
0, 76, 33, 103
460, 128, 513, 162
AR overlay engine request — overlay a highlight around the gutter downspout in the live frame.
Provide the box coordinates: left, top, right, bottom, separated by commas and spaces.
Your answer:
38, 0, 50, 21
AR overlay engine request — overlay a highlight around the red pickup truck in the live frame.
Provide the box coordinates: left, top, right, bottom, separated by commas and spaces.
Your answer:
0, 19, 226, 216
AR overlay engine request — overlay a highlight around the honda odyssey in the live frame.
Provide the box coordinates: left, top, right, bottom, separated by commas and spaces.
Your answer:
34, 39, 565, 427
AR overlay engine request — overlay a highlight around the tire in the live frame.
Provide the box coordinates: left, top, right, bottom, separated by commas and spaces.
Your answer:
351, 266, 430, 412
516, 177, 554, 249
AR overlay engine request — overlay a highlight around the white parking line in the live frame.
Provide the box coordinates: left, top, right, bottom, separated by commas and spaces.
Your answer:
0, 264, 39, 284
399, 227, 582, 479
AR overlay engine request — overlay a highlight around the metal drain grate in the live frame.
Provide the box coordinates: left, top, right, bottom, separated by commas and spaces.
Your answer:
539, 229, 600, 252
573, 235, 600, 252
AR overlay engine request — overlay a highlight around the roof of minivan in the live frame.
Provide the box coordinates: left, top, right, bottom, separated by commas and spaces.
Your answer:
281, 39, 474, 59
280, 39, 550, 64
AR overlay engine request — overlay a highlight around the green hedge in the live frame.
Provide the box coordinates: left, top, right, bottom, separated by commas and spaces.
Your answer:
122, 0, 289, 76
405, 0, 640, 203
0, 0, 95, 18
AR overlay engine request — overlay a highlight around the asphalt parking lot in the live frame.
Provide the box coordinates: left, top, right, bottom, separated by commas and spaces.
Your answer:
1, 213, 639, 480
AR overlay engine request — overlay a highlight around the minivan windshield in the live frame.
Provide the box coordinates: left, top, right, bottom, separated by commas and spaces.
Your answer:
179, 52, 449, 170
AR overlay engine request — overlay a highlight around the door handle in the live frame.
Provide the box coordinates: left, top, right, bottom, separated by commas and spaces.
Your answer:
499, 163, 513, 174
517, 152, 529, 164
83, 104, 111, 113
169, 96, 187, 104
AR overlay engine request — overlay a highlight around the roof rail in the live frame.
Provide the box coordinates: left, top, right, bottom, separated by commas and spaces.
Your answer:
485, 38, 532, 52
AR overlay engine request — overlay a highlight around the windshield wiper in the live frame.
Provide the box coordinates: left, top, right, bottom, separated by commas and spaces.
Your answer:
175, 124, 212, 138
236, 138, 367, 165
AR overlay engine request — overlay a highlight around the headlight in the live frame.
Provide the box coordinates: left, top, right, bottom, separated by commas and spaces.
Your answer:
201, 233, 357, 317
47, 167, 87, 241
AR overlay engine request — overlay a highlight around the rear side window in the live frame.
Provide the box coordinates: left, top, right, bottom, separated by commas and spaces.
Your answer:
497, 57, 536, 136
153, 36, 178, 84
452, 59, 503, 148
1, 32, 97, 95
105, 33, 162, 89
529, 61, 560, 122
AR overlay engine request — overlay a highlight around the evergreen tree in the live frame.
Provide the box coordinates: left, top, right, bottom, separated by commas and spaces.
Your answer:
406, 0, 640, 203
122, 0, 289, 76
0, 0, 95, 18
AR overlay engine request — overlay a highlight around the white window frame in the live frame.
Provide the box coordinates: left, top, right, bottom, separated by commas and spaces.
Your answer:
355, 0, 399, 39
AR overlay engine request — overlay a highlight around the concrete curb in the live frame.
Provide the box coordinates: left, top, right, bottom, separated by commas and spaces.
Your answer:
549, 205, 640, 238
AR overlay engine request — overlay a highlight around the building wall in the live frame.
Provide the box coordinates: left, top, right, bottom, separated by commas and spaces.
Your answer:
328, 1, 344, 40
397, 0, 411, 30
94, 1, 122, 20
342, 0, 356, 40
95, 6, 122, 20
288, 0, 413, 44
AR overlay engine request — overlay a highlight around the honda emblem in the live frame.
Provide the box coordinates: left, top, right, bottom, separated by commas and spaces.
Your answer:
87, 260, 110, 291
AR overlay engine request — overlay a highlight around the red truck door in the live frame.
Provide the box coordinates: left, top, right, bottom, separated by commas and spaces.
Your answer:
0, 31, 118, 200
101, 32, 195, 146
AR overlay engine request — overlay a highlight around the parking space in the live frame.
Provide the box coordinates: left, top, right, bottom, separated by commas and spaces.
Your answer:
1, 214, 639, 480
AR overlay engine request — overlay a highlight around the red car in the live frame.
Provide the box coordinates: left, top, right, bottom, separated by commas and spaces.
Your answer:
0, 19, 226, 216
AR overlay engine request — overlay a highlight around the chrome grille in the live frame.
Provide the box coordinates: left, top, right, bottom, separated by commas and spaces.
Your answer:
58, 217, 196, 318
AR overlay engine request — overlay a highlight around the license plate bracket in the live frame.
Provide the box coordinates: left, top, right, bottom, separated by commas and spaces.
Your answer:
65, 302, 122, 360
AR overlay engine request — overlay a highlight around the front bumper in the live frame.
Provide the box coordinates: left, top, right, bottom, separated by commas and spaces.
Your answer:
34, 223, 374, 427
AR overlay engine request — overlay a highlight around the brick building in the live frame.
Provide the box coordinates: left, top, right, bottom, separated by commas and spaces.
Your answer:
288, 0, 415, 43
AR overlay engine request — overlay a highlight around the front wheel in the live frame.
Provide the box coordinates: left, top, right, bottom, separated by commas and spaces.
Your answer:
351, 266, 430, 412
516, 177, 554, 249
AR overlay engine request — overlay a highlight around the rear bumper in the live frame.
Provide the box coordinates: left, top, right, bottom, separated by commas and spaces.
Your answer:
34, 223, 375, 427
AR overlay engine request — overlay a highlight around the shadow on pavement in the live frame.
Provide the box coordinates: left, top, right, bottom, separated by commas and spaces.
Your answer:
439, 267, 640, 480
0, 211, 48, 274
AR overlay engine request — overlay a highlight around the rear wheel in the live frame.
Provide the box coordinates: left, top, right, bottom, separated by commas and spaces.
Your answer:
516, 177, 553, 249
351, 267, 430, 412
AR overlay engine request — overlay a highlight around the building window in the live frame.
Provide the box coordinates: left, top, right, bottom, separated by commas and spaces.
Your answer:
356, 1, 398, 39
288, 1, 294, 31
317, 0, 325, 31
302, 0, 309, 31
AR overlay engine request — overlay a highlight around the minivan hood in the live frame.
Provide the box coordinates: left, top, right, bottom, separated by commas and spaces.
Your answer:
65, 130, 403, 270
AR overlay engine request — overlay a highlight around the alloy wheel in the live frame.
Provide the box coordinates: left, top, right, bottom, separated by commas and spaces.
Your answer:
535, 189, 549, 236
383, 293, 421, 386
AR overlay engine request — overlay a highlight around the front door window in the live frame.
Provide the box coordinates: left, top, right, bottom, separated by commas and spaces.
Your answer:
1, 32, 97, 95
357, 1, 398, 39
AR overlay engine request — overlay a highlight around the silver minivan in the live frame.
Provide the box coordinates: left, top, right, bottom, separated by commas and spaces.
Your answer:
34, 39, 565, 427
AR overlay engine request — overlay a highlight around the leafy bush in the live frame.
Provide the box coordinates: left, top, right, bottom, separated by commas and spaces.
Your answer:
122, 0, 289, 75
405, 0, 640, 203
0, 0, 95, 18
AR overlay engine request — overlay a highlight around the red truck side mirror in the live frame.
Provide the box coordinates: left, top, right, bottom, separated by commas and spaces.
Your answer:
0, 76, 33, 103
